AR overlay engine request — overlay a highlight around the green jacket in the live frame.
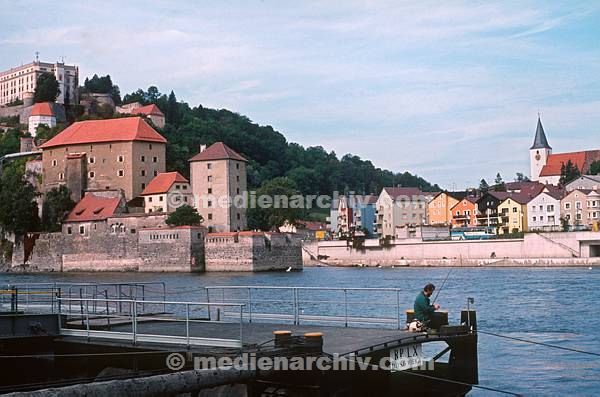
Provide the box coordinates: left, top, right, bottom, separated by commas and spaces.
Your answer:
414, 291, 435, 322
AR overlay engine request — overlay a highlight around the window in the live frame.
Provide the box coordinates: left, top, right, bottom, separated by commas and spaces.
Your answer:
79, 225, 85, 235
540, 216, 544, 221
513, 207, 517, 213
208, 213, 213, 220
118, 155, 124, 162
208, 200, 212, 207
565, 202, 571, 210
175, 185, 180, 190
236, 163, 239, 170
142, 183, 146, 189
149, 197, 153, 203
208, 176, 213, 182
149, 144, 153, 150
159, 196, 164, 202
576, 202, 582, 210
141, 155, 146, 162
547, 205, 554, 212
237, 213, 241, 220
88, 157, 95, 164
533, 216, 536, 222
89, 171, 95, 178
141, 170, 146, 176
548, 216, 555, 222
236, 175, 240, 182
131, 229, 136, 234
576, 213, 582, 220
207, 163, 212, 169
58, 172, 64, 180
153, 156, 158, 163
67, 226, 72, 235
184, 196, 188, 202
208, 188, 212, 194
236, 188, 240, 194
118, 170, 124, 177
183, 185, 187, 190
52, 159, 57, 167
154, 170, 158, 176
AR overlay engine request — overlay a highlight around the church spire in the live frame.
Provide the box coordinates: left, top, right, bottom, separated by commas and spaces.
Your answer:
530, 116, 551, 150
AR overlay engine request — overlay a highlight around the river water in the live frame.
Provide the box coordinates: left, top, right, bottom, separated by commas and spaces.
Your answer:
1, 267, 599, 396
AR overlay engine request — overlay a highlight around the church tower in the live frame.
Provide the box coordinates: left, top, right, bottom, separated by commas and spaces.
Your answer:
529, 116, 552, 181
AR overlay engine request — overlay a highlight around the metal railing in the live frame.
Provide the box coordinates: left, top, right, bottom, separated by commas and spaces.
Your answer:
0, 282, 167, 315
205, 286, 406, 329
57, 297, 245, 348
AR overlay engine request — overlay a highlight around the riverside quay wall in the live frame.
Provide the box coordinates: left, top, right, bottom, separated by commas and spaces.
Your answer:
11, 223, 301, 272
312, 232, 600, 267
205, 232, 303, 272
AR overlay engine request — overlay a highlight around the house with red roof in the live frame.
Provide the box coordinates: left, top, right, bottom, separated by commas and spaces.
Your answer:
189, 142, 248, 232
40, 117, 167, 201
28, 102, 56, 136
63, 190, 126, 236
530, 117, 600, 185
141, 171, 192, 213
117, 102, 165, 128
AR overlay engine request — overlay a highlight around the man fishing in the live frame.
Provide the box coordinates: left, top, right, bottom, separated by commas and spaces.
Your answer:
413, 283, 440, 326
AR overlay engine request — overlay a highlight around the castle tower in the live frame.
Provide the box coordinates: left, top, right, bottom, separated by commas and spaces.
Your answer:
189, 142, 248, 232
529, 116, 552, 181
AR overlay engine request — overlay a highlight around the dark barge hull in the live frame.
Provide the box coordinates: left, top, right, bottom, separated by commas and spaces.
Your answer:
0, 315, 477, 396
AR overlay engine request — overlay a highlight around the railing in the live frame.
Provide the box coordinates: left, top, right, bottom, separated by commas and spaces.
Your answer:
57, 297, 245, 348
0, 282, 167, 315
205, 286, 405, 329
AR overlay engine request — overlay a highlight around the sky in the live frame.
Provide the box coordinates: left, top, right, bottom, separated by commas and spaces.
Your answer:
2, 1, 599, 189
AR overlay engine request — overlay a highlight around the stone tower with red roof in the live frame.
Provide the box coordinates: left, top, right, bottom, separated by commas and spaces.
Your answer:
189, 142, 248, 232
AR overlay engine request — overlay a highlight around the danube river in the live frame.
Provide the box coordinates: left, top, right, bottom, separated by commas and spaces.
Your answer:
2, 267, 599, 396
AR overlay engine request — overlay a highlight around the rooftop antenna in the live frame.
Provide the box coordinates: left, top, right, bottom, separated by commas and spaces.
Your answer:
35, 51, 39, 63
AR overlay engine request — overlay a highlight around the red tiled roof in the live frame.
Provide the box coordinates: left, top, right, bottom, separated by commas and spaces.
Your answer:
298, 221, 327, 231
539, 152, 588, 177
39, 117, 167, 149
382, 187, 423, 199
65, 193, 121, 222
141, 172, 189, 195
131, 104, 164, 117
189, 142, 248, 162
30, 102, 54, 117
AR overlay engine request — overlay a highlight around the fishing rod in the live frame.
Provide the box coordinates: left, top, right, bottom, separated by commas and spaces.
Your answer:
431, 253, 460, 304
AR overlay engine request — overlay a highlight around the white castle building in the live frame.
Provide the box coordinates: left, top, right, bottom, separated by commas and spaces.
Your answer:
0, 57, 79, 106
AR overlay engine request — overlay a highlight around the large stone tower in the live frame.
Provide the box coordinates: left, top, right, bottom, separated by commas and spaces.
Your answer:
529, 117, 552, 182
189, 142, 248, 232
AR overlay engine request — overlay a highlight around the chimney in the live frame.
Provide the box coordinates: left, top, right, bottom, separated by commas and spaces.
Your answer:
200, 144, 207, 153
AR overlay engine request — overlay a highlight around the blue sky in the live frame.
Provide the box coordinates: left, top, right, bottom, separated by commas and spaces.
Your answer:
2, 1, 599, 189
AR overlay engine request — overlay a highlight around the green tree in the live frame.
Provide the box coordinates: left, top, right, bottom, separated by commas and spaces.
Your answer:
41, 186, 75, 232
559, 160, 581, 185
479, 179, 489, 194
247, 177, 304, 231
515, 172, 530, 182
120, 85, 441, 195
590, 161, 600, 175
83, 74, 122, 105
0, 162, 40, 236
35, 124, 64, 142
494, 173, 506, 191
0, 128, 23, 157
34, 72, 60, 103
165, 205, 203, 226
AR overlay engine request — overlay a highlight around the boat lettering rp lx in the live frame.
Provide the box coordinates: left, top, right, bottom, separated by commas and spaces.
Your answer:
0, 283, 478, 396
